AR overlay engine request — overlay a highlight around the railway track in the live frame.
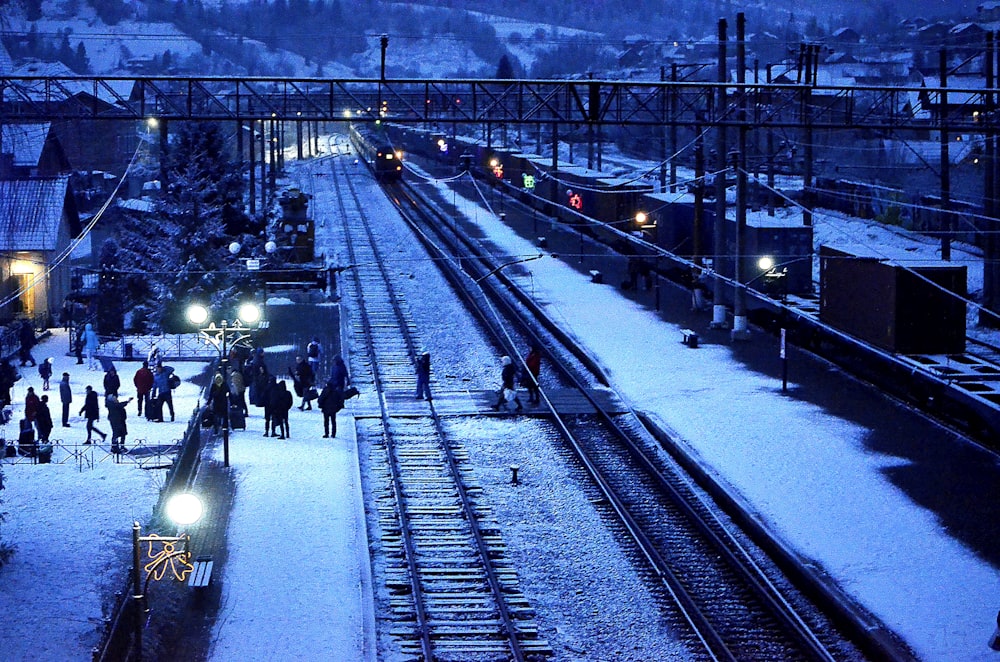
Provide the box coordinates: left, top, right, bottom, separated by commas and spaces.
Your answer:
329, 155, 552, 661
381, 171, 891, 660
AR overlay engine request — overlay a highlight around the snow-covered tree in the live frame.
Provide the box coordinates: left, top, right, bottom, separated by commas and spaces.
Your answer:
117, 122, 258, 331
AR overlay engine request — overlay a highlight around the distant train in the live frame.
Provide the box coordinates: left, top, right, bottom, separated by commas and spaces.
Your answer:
348, 123, 403, 182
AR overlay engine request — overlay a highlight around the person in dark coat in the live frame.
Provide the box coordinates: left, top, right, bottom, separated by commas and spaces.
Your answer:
106, 393, 133, 453
261, 374, 277, 437
318, 379, 346, 438
205, 372, 230, 434
292, 356, 315, 411
133, 361, 154, 417
329, 354, 349, 391
24, 386, 40, 424
414, 351, 431, 400
59, 372, 72, 427
73, 329, 85, 364
250, 363, 270, 409
103, 366, 120, 397
491, 356, 523, 412
522, 346, 541, 405
0, 358, 19, 408
35, 394, 53, 443
18, 320, 36, 367
38, 357, 53, 391
269, 380, 293, 439
17, 418, 35, 456
79, 385, 106, 443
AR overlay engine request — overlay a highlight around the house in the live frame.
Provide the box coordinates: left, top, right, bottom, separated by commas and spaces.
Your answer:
1, 123, 71, 178
9, 60, 141, 176
0, 177, 81, 324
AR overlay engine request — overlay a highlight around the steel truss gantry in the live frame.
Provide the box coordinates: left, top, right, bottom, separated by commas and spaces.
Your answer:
1, 75, 998, 133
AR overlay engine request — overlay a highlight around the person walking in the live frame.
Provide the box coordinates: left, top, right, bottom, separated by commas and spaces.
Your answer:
103, 365, 120, 397
18, 319, 37, 367
318, 378, 345, 438
38, 357, 53, 391
133, 361, 154, 418
83, 323, 100, 371
79, 385, 106, 443
414, 350, 431, 401
270, 380, 293, 439
491, 356, 523, 413
292, 356, 315, 411
306, 337, 322, 376
106, 392, 133, 454
523, 346, 542, 405
59, 372, 72, 427
35, 394, 53, 443
249, 362, 270, 411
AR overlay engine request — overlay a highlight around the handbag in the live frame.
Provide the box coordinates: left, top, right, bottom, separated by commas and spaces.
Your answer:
343, 386, 359, 400
306, 387, 319, 401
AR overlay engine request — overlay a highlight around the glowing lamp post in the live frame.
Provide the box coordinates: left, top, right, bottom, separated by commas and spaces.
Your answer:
187, 302, 262, 467
131, 492, 204, 660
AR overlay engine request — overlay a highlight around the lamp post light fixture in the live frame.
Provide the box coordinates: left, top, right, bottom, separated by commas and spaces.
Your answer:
131, 492, 204, 660
187, 302, 262, 467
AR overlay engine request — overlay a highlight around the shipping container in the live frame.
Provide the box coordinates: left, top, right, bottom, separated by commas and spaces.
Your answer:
819, 243, 967, 354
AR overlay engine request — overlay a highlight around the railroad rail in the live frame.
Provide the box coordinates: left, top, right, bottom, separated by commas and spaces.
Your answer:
383, 166, 894, 659
330, 154, 551, 660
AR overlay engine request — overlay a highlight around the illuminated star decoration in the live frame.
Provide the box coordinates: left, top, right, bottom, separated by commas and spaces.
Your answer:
142, 534, 194, 582
198, 320, 254, 352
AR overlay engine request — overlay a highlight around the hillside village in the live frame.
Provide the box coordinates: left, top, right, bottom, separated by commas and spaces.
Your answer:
0, 1, 998, 334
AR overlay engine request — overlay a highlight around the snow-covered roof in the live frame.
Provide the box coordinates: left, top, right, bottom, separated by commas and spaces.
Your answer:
1, 123, 52, 168
0, 177, 73, 250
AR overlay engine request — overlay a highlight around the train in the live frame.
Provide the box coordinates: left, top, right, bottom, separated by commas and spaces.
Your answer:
348, 123, 403, 182
381, 122, 969, 354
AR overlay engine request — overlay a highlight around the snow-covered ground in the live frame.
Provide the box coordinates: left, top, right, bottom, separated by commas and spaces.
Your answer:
2, 142, 999, 660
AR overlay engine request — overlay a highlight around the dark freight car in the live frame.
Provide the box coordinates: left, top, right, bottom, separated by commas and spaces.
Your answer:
819, 244, 967, 354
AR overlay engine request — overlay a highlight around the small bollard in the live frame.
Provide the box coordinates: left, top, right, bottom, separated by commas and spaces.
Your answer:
990, 609, 1000, 650
510, 464, 520, 485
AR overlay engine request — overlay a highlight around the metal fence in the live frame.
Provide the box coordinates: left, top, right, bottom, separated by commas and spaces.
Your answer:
2, 436, 185, 471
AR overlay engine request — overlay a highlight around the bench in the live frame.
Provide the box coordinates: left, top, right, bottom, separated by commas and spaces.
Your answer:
589, 270, 603, 284
188, 555, 214, 589
681, 329, 699, 348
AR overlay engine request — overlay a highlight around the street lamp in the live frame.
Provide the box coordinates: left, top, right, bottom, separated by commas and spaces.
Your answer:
187, 303, 262, 467
131, 492, 204, 660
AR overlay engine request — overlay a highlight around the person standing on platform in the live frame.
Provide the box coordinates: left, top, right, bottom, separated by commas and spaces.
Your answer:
59, 372, 72, 427
414, 351, 431, 401
38, 357, 52, 391
35, 394, 53, 443
292, 355, 315, 411
318, 378, 345, 438
106, 392, 132, 453
151, 365, 176, 422
133, 361, 154, 418
103, 365, 120, 397
270, 380, 292, 439
18, 319, 36, 367
79, 385, 106, 443
306, 337, 322, 376
24, 386, 40, 425
83, 323, 100, 371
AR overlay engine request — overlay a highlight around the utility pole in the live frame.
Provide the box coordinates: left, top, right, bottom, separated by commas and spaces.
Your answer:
732, 12, 750, 341
940, 48, 952, 261
711, 17, 729, 330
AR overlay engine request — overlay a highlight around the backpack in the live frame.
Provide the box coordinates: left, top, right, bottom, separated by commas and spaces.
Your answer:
307, 342, 319, 359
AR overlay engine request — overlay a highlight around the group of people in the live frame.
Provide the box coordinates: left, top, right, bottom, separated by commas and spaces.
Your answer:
412, 346, 542, 413
3, 346, 182, 458
230, 338, 352, 440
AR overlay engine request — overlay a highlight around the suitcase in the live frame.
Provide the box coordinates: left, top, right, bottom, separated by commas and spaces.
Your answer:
228, 405, 246, 430
146, 396, 164, 422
